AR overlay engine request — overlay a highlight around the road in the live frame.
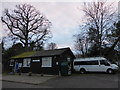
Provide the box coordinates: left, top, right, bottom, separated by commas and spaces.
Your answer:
2, 73, 119, 88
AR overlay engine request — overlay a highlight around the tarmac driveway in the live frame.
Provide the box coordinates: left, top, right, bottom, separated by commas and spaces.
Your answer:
2, 73, 119, 88
41, 73, 119, 88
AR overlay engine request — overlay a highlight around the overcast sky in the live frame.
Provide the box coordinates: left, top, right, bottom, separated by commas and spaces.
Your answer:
0, 0, 119, 52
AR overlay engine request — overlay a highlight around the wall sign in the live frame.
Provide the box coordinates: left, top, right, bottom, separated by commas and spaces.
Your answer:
32, 60, 40, 62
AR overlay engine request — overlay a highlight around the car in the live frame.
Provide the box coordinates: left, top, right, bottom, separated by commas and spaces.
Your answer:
74, 57, 119, 74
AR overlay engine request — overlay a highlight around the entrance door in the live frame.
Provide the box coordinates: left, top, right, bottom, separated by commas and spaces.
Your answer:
31, 60, 41, 74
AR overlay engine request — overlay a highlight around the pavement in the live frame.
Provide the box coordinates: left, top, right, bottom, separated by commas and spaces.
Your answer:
2, 73, 58, 85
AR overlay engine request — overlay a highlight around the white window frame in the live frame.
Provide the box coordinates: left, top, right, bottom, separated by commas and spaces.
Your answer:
10, 60, 14, 66
42, 57, 52, 67
23, 58, 31, 67
18, 63, 22, 68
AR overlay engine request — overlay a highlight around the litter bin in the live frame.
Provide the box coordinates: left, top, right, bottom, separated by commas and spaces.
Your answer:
61, 61, 71, 76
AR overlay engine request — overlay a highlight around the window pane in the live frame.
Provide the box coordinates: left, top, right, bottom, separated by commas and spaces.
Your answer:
74, 62, 80, 65
10, 60, 14, 66
100, 60, 105, 65
42, 57, 52, 67
90, 61, 98, 65
74, 61, 98, 65
100, 60, 110, 66
23, 58, 31, 67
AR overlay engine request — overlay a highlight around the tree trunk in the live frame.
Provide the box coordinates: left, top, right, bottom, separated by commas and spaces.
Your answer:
25, 39, 29, 51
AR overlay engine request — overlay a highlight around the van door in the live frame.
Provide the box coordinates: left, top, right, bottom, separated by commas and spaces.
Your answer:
98, 60, 110, 72
86, 60, 100, 72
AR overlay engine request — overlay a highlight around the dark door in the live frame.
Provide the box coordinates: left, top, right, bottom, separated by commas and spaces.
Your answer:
61, 61, 72, 76
31, 60, 41, 74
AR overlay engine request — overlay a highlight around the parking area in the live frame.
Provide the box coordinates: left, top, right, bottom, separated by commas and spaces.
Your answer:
2, 73, 119, 88
41, 73, 119, 88
2, 73, 57, 85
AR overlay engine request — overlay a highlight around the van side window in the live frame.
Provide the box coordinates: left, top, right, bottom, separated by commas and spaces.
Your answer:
100, 60, 110, 66
100, 60, 105, 65
89, 61, 98, 65
74, 61, 98, 65
74, 62, 79, 65
74, 62, 83, 65
74, 61, 87, 65
87, 61, 98, 65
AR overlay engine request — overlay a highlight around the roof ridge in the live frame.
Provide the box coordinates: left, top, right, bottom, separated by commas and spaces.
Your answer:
36, 47, 70, 52
11, 47, 75, 59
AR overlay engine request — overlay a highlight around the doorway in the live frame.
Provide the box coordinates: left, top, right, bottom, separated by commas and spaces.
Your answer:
31, 60, 41, 74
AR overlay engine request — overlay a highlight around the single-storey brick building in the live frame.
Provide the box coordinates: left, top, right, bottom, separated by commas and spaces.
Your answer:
9, 48, 75, 75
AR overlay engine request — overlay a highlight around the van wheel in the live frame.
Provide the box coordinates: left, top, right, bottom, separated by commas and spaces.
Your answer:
80, 69, 86, 74
107, 69, 114, 74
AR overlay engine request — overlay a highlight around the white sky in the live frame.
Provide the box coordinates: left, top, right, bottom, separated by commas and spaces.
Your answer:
0, 0, 119, 51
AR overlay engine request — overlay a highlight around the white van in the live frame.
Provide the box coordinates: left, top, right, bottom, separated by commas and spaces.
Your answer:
74, 57, 119, 74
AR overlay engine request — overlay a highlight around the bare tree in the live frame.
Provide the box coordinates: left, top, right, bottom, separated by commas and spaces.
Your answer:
74, 33, 89, 57
107, 21, 120, 51
82, 1, 116, 52
47, 42, 57, 50
1, 4, 52, 51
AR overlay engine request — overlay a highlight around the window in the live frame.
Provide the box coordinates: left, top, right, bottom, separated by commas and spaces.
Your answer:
10, 60, 14, 66
74, 61, 98, 65
42, 57, 52, 67
74, 61, 86, 65
18, 63, 22, 67
100, 60, 110, 66
23, 58, 31, 67
87, 61, 98, 65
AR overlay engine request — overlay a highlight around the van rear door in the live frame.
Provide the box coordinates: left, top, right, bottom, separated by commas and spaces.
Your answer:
74, 62, 80, 71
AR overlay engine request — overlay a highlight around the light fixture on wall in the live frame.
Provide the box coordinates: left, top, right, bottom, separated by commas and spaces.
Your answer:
56, 62, 58, 65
